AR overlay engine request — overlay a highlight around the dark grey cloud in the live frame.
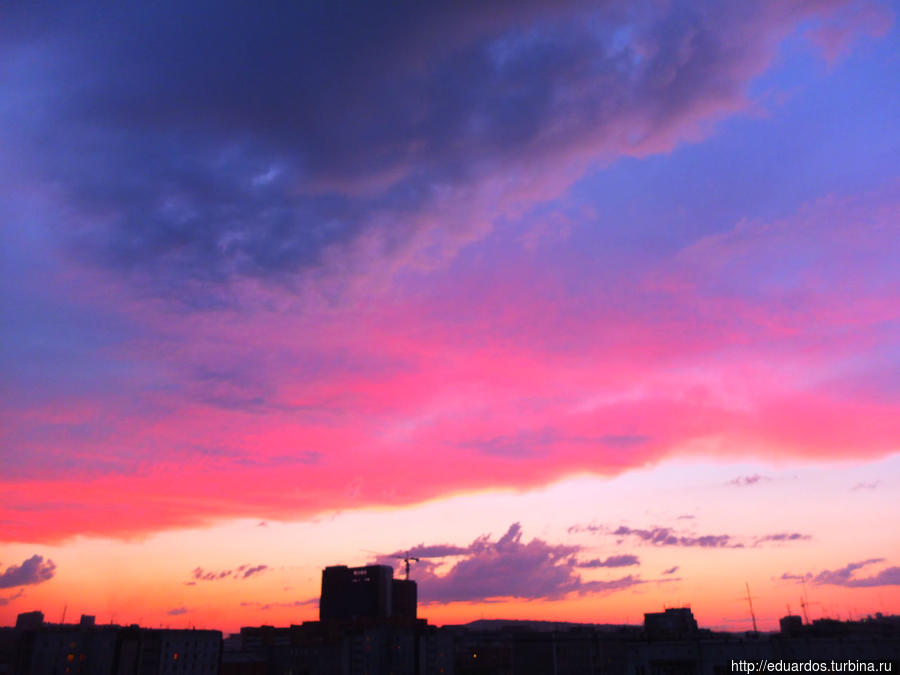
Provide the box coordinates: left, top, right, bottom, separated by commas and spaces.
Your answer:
240, 564, 269, 579
662, 566, 679, 575
754, 533, 811, 545
780, 573, 806, 581
233, 453, 320, 468
836, 567, 900, 587
167, 607, 188, 616
851, 481, 880, 491
0, 589, 25, 606
782, 559, 900, 587
813, 559, 898, 587
613, 526, 738, 548
726, 474, 772, 487
457, 428, 561, 459
192, 567, 232, 581
576, 554, 640, 568
242, 597, 318, 611
0, 1, 840, 299
598, 435, 651, 449
567, 523, 602, 535
388, 523, 648, 603
190, 563, 269, 582
457, 430, 651, 459
579, 575, 646, 594
0, 555, 57, 589
393, 544, 470, 559
572, 522, 812, 549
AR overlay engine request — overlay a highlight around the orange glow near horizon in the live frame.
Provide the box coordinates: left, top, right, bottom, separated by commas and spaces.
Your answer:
3, 457, 898, 634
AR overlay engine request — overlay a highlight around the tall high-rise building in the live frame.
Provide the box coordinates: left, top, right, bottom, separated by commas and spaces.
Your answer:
320, 565, 395, 621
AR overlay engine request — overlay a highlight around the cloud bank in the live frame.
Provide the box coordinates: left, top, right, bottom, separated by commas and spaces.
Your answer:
0, 0, 896, 542
380, 523, 655, 603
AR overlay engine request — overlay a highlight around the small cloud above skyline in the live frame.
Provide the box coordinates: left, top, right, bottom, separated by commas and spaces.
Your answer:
726, 474, 773, 487
851, 481, 881, 491
782, 559, 900, 588
0, 590, 25, 607
0, 556, 57, 590
190, 564, 269, 583
569, 524, 812, 549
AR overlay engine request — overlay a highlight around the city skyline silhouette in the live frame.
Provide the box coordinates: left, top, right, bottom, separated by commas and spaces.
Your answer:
3, 563, 897, 673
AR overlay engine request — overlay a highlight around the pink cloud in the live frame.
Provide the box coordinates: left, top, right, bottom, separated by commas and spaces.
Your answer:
1, 2, 897, 543
804, 1, 893, 64
5, 187, 900, 542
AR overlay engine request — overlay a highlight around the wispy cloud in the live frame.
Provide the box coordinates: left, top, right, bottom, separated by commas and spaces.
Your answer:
0, 589, 25, 606
613, 526, 739, 548
753, 533, 812, 545
782, 559, 900, 587
851, 481, 880, 491
726, 474, 773, 487
576, 555, 640, 568
190, 564, 269, 583
572, 523, 812, 549
241, 598, 318, 611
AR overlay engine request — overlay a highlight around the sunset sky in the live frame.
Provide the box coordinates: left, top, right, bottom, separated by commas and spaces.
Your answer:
1, 1, 898, 635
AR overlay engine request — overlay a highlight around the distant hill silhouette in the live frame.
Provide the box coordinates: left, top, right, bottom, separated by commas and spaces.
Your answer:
453, 619, 635, 632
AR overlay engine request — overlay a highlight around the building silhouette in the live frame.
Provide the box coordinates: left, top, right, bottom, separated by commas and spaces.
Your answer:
3, 589, 899, 675
220, 563, 446, 674
0, 612, 221, 675
392, 579, 418, 622
642, 607, 699, 640
320, 564, 418, 623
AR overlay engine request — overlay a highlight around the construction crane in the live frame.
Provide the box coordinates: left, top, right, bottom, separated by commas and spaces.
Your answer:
745, 582, 758, 633
799, 578, 820, 625
362, 549, 421, 579
392, 551, 420, 580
